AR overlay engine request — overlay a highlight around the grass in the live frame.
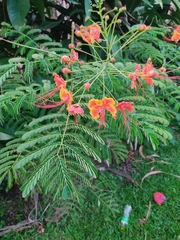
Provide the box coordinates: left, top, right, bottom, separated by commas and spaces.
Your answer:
1, 142, 180, 240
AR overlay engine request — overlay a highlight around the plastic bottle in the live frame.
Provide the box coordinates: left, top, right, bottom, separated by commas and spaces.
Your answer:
120, 205, 132, 229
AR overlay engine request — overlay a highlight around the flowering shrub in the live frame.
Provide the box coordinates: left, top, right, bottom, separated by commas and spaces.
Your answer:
35, 3, 170, 138
1, 0, 179, 200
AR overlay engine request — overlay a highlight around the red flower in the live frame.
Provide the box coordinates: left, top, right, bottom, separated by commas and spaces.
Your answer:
68, 104, 84, 125
68, 104, 84, 115
53, 73, 66, 88
171, 25, 180, 43
129, 64, 141, 89
129, 59, 157, 89
61, 50, 79, 65
88, 97, 117, 129
142, 58, 157, 86
70, 50, 78, 62
75, 24, 101, 44
115, 101, 134, 127
35, 74, 71, 109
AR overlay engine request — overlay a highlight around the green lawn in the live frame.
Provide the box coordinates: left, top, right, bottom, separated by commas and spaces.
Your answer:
1, 143, 180, 240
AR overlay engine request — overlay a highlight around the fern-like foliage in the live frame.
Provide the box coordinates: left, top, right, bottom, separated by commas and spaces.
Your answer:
0, 137, 24, 191
0, 22, 69, 85
127, 27, 180, 66
0, 84, 42, 117
0, 113, 104, 199
128, 41, 164, 64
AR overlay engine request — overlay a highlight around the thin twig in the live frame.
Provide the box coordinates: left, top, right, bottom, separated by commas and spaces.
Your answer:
34, 188, 39, 221
0, 219, 40, 237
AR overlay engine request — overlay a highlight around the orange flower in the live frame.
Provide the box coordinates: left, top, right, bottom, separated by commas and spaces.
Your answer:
76, 24, 101, 44
60, 87, 73, 109
171, 25, 180, 43
115, 101, 134, 127
129, 59, 157, 89
70, 50, 78, 62
128, 64, 141, 89
53, 73, 66, 88
142, 58, 157, 86
88, 97, 117, 128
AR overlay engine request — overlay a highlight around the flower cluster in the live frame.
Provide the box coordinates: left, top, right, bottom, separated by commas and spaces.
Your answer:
88, 97, 134, 129
129, 58, 157, 89
35, 19, 163, 129
35, 73, 84, 124
137, 24, 151, 31
61, 49, 79, 65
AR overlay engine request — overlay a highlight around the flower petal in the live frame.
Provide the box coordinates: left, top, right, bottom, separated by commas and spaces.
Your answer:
89, 108, 100, 119
88, 99, 102, 109
144, 77, 154, 86
53, 73, 66, 88
60, 87, 73, 109
68, 104, 84, 115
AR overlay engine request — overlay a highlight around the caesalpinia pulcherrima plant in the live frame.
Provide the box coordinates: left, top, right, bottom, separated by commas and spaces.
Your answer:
1, 0, 179, 200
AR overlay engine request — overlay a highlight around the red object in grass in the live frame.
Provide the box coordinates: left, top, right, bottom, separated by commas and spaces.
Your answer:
153, 192, 166, 205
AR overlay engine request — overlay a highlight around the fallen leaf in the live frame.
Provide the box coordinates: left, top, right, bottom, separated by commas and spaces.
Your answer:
36, 224, 45, 233
139, 202, 151, 225
141, 171, 180, 183
17, 226, 32, 232
141, 170, 162, 182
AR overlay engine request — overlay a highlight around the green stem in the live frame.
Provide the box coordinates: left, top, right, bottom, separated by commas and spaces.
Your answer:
0, 37, 61, 57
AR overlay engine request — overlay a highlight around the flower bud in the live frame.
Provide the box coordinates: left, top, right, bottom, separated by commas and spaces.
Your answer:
119, 6, 126, 12
62, 67, 71, 74
61, 55, 70, 63
105, 15, 109, 20
77, 42, 82, 47
68, 43, 74, 49
110, 57, 116, 63
75, 30, 81, 37
137, 24, 147, 31
146, 26, 151, 31
84, 82, 91, 90
160, 67, 166, 73
148, 70, 157, 77
79, 61, 84, 65
117, 19, 122, 24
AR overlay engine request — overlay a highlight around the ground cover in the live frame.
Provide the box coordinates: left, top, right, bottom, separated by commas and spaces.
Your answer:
0, 142, 180, 240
